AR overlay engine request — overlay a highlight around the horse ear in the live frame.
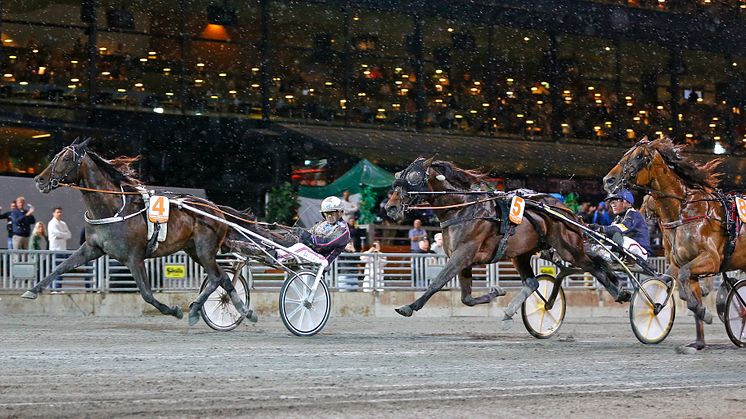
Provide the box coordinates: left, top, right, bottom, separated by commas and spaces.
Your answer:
70, 137, 80, 146
424, 156, 435, 168
638, 136, 649, 145
77, 137, 91, 149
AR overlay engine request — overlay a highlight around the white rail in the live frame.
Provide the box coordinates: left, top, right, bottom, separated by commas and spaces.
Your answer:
1, 249, 741, 293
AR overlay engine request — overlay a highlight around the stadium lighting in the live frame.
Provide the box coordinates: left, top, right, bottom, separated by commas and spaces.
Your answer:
714, 142, 726, 154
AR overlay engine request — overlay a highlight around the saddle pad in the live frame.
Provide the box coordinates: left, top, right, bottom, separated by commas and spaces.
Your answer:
736, 196, 746, 223
509, 196, 525, 224
148, 195, 170, 223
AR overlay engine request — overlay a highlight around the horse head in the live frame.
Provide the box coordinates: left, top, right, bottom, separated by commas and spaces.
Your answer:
385, 156, 434, 221
35, 137, 91, 193
602, 136, 659, 194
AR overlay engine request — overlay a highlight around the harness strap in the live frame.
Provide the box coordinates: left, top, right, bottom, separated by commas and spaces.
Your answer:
440, 216, 497, 229
84, 207, 146, 225
659, 215, 708, 230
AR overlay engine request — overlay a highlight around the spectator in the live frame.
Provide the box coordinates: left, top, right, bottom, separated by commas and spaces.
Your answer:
29, 222, 49, 250
9, 196, 35, 250
360, 241, 386, 292
340, 190, 359, 224
591, 201, 612, 226
576, 202, 594, 224
431, 232, 446, 255
48, 207, 72, 251
417, 239, 434, 254
0, 201, 17, 249
346, 217, 364, 252
408, 219, 427, 253
49, 207, 74, 288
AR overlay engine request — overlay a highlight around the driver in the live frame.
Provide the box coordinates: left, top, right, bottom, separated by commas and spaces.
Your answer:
589, 188, 653, 261
295, 196, 351, 266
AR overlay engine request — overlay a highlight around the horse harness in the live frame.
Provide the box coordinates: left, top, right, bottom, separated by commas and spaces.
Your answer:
437, 189, 549, 264
657, 190, 744, 274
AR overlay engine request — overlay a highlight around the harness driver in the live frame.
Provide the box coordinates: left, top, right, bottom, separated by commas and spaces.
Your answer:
294, 196, 351, 267
588, 188, 654, 269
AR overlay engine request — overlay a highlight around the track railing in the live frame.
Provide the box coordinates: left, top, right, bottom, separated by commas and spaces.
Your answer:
0, 249, 741, 293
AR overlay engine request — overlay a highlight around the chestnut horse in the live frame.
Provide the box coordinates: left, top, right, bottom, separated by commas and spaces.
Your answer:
385, 157, 630, 320
603, 137, 746, 350
26, 138, 253, 326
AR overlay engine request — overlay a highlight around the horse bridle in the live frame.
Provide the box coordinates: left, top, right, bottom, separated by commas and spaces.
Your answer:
616, 142, 692, 203
47, 145, 85, 188
392, 160, 431, 211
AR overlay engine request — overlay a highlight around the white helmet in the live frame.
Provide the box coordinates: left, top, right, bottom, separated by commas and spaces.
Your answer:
320, 196, 343, 213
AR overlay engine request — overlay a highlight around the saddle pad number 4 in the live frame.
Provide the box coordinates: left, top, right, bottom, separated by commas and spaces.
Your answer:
148, 196, 170, 223
509, 196, 525, 224
737, 197, 746, 223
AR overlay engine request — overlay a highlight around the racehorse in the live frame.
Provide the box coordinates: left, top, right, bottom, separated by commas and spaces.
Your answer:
603, 137, 745, 350
385, 157, 631, 319
25, 138, 253, 326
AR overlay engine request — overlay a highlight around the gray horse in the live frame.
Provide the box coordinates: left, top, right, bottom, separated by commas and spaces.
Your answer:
25, 138, 253, 326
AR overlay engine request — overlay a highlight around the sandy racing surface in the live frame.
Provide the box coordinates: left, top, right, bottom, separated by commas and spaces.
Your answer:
1, 312, 744, 418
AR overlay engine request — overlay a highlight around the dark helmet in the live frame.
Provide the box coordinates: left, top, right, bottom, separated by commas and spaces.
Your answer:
605, 188, 634, 205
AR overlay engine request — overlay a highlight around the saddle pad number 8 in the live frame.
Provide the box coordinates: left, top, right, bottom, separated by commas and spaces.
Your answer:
509, 196, 525, 224
736, 197, 746, 223
148, 196, 170, 223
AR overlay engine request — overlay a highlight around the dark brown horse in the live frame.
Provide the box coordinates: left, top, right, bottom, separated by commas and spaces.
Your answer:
25, 138, 253, 326
603, 137, 746, 350
385, 157, 630, 320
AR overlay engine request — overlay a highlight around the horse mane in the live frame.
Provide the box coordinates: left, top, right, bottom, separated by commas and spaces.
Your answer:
86, 152, 142, 186
431, 160, 488, 188
651, 138, 723, 192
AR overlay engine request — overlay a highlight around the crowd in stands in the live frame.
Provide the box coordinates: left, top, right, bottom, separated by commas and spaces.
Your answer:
1, 197, 72, 252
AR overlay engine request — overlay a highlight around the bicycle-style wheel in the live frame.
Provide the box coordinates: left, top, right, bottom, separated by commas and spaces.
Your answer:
629, 278, 675, 344
522, 274, 566, 339
724, 280, 746, 347
199, 267, 250, 332
279, 270, 331, 336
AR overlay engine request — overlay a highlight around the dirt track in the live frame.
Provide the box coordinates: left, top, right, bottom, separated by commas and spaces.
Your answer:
1, 312, 744, 418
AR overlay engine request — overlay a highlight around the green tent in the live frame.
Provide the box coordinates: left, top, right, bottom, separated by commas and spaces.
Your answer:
299, 159, 394, 199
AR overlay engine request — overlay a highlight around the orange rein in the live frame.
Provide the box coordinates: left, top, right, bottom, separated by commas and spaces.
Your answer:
60, 182, 292, 230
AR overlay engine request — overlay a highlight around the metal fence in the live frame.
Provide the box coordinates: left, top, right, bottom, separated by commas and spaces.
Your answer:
1, 249, 742, 294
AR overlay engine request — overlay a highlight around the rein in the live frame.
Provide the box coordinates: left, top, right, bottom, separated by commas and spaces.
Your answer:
60, 182, 142, 195
407, 196, 500, 211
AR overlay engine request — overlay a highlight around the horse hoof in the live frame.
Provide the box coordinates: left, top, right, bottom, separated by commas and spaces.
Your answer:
615, 290, 632, 303
188, 305, 201, 326
702, 309, 713, 325
491, 286, 507, 298
500, 315, 514, 330
21, 290, 38, 300
173, 306, 184, 320
395, 305, 413, 317
247, 310, 258, 323
675, 345, 698, 355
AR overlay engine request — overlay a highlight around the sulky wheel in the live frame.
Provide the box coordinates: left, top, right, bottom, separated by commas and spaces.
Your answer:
522, 274, 566, 339
279, 269, 331, 337
724, 280, 746, 347
199, 267, 250, 332
629, 278, 675, 344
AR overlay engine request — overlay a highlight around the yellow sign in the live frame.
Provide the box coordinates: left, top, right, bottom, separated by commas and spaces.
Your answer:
164, 264, 186, 279
539, 266, 556, 276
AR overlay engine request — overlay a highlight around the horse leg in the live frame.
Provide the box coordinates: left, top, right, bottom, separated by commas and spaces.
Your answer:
22, 243, 104, 298
459, 266, 506, 306
676, 256, 717, 350
221, 272, 257, 323
396, 245, 476, 317
502, 254, 539, 323
128, 260, 183, 319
